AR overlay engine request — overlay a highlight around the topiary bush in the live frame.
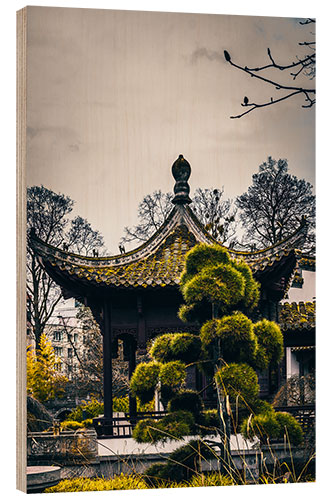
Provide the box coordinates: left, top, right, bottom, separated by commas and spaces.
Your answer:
179, 245, 260, 320
251, 399, 275, 416
167, 390, 203, 417
149, 334, 174, 362
200, 319, 220, 346
162, 439, 216, 482
169, 333, 202, 364
159, 361, 186, 403
180, 244, 231, 285
201, 409, 219, 427
241, 410, 304, 446
182, 264, 245, 312
130, 361, 161, 404
150, 333, 202, 364
241, 411, 281, 443
231, 259, 260, 311
275, 411, 304, 446
253, 319, 284, 369
215, 363, 260, 409
132, 411, 194, 444
216, 312, 258, 363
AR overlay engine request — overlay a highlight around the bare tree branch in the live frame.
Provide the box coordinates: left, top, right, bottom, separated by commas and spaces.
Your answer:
224, 18, 316, 118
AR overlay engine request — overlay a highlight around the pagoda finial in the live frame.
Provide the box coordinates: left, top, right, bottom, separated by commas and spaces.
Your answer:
171, 154, 192, 205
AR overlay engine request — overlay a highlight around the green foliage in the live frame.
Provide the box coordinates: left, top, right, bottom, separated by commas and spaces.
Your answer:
143, 463, 169, 487
252, 399, 275, 416
201, 409, 219, 428
241, 411, 281, 443
241, 410, 303, 446
159, 361, 187, 403
253, 319, 284, 369
27, 334, 68, 403
200, 314, 283, 371
275, 412, 304, 446
45, 474, 148, 492
181, 244, 231, 284
182, 263, 245, 312
149, 334, 174, 362
231, 259, 260, 310
159, 361, 186, 388
66, 398, 104, 422
178, 303, 198, 323
61, 420, 85, 431
169, 333, 202, 363
81, 418, 94, 428
215, 363, 259, 408
162, 439, 216, 482
168, 390, 203, 416
46, 470, 234, 492
130, 361, 161, 404
143, 467, 233, 488
200, 319, 220, 346
113, 395, 129, 412
187, 472, 234, 487
150, 333, 201, 364
144, 439, 215, 483
132, 411, 195, 443
217, 312, 258, 363
179, 244, 260, 322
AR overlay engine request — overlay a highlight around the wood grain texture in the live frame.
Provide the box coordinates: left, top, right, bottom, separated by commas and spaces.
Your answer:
16, 6, 27, 494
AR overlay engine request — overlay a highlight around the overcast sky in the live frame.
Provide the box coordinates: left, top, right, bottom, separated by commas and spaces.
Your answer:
26, 6, 315, 253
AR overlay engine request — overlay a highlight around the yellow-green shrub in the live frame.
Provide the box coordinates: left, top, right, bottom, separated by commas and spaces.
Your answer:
130, 361, 161, 404
45, 474, 148, 492
215, 363, 259, 408
61, 420, 84, 431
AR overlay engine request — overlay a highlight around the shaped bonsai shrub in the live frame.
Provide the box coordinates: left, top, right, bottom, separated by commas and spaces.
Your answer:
130, 361, 161, 404
129, 243, 302, 476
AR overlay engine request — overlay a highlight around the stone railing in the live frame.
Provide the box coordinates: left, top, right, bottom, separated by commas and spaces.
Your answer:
27, 429, 99, 465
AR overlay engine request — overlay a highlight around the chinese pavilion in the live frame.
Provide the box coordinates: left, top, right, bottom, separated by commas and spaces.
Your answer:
30, 155, 312, 436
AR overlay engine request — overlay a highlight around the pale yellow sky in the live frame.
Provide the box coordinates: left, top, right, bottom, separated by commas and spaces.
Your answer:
26, 7, 315, 253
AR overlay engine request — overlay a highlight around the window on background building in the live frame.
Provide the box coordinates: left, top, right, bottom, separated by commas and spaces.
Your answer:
74, 333, 78, 343
55, 362, 62, 371
53, 331, 63, 341
55, 347, 63, 356
68, 348, 73, 358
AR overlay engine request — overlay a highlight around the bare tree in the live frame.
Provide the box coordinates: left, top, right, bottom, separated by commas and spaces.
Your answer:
72, 306, 129, 399
120, 188, 237, 247
192, 188, 237, 244
235, 157, 315, 252
121, 190, 174, 246
224, 18, 315, 118
27, 186, 106, 349
67, 216, 105, 256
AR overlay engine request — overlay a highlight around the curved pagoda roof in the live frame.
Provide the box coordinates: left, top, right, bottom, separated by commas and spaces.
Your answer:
30, 155, 308, 300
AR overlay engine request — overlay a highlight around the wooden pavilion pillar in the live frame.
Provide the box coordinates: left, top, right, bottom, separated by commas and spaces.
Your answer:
128, 340, 137, 421
103, 301, 113, 422
93, 300, 114, 436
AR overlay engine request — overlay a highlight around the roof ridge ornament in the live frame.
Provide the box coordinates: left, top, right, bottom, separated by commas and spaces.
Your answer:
171, 154, 192, 205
